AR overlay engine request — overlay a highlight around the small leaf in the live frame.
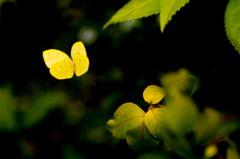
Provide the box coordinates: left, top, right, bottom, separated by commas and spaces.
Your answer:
144, 107, 165, 140
225, 0, 240, 54
106, 102, 145, 139
160, 0, 189, 32
143, 85, 165, 104
126, 121, 159, 152
204, 144, 218, 159
103, 0, 160, 29
164, 94, 198, 135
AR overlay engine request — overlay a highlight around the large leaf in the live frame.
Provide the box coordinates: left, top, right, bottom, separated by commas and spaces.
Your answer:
106, 102, 145, 139
126, 121, 159, 152
164, 94, 198, 135
160, 0, 189, 32
22, 92, 64, 128
103, 0, 160, 29
144, 107, 165, 140
225, 0, 240, 54
143, 85, 165, 104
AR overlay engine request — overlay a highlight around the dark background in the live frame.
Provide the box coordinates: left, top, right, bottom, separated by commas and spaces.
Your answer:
0, 0, 239, 158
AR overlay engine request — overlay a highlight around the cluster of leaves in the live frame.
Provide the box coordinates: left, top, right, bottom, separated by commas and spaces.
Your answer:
104, 0, 240, 54
106, 68, 240, 158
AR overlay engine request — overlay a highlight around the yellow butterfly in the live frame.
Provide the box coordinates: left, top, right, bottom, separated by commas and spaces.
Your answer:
43, 41, 89, 80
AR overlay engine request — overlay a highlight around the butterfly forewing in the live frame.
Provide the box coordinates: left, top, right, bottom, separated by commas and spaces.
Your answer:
43, 49, 70, 68
50, 59, 74, 79
73, 54, 89, 76
71, 41, 87, 57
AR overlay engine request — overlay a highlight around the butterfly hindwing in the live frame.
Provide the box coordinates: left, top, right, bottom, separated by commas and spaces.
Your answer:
72, 54, 89, 76
50, 59, 74, 80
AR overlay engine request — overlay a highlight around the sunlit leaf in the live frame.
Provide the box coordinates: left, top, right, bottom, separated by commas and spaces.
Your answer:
22, 92, 65, 128
103, 0, 160, 29
193, 107, 222, 145
160, 0, 189, 32
126, 121, 159, 152
164, 94, 198, 135
0, 86, 17, 131
143, 85, 165, 104
144, 107, 165, 140
160, 68, 198, 99
204, 144, 218, 159
225, 0, 240, 54
106, 102, 145, 139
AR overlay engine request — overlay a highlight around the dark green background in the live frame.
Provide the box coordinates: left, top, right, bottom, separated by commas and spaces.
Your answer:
0, 0, 239, 158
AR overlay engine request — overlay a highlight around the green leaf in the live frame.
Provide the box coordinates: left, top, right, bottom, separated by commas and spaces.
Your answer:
143, 85, 165, 104
106, 102, 145, 139
160, 68, 198, 99
103, 0, 160, 29
160, 0, 189, 32
126, 121, 159, 152
225, 0, 240, 54
193, 107, 222, 145
22, 92, 64, 128
164, 94, 198, 135
144, 107, 165, 140
0, 86, 17, 131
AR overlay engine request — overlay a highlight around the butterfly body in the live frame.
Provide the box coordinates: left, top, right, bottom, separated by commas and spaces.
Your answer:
43, 41, 89, 80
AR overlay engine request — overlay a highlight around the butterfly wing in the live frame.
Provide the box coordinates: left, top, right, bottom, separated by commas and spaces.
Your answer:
71, 41, 87, 57
50, 59, 74, 79
43, 49, 74, 79
71, 41, 89, 76
72, 54, 89, 76
43, 49, 70, 68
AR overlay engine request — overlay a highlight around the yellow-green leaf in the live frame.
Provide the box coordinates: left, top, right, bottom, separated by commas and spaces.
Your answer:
144, 107, 165, 140
126, 121, 159, 152
106, 102, 145, 139
160, 0, 189, 32
160, 68, 198, 99
103, 0, 160, 29
143, 85, 165, 104
225, 0, 240, 54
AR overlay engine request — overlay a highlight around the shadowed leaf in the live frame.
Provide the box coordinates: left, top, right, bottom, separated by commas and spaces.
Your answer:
106, 102, 145, 139
143, 85, 165, 104
22, 92, 64, 128
126, 121, 159, 152
103, 0, 160, 29
0, 86, 17, 131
